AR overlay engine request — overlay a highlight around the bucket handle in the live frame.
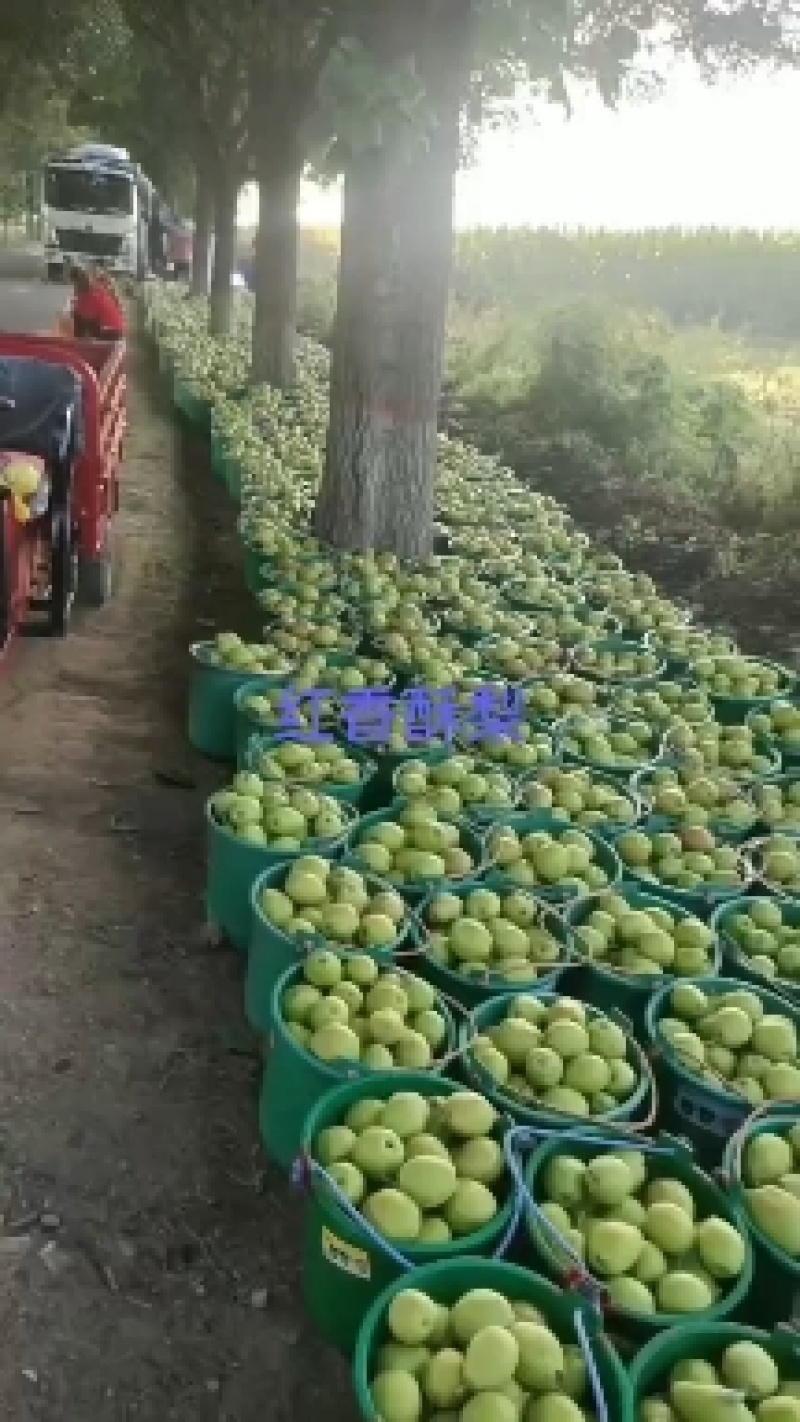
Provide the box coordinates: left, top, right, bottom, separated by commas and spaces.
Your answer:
558, 896, 710, 982
458, 1002, 659, 1135
255, 865, 429, 966
292, 1148, 522, 1269
573, 1306, 609, 1422
296, 1152, 609, 1422
503, 1121, 679, 1307
724, 1097, 800, 1187
244, 735, 378, 789
716, 903, 800, 1002
414, 890, 573, 983
651, 1015, 797, 1110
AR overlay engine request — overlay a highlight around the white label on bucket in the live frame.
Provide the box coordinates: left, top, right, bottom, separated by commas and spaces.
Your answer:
321, 1226, 371, 1279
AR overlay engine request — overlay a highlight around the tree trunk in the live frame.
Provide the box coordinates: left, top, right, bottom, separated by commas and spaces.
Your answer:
209, 166, 238, 336
314, 0, 473, 560
251, 138, 302, 387
190, 160, 213, 297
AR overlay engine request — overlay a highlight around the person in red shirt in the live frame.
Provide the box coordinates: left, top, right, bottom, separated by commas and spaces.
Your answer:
70, 263, 126, 339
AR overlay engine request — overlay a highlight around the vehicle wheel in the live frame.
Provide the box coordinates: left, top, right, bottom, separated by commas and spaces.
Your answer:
77, 525, 117, 607
50, 501, 77, 636
77, 554, 114, 607
46, 263, 63, 282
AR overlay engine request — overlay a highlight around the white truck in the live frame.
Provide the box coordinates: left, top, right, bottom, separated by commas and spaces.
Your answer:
42, 143, 154, 281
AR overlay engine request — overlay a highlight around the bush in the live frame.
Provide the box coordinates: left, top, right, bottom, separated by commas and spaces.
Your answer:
294, 226, 800, 533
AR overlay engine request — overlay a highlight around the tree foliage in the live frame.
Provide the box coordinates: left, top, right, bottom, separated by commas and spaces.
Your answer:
68, 24, 196, 205
311, 0, 798, 557
3, 0, 797, 551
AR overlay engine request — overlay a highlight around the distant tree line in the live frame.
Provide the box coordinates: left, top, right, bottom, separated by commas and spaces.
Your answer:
451, 228, 800, 339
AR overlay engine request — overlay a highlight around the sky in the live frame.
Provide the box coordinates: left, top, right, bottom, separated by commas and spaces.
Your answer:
240, 61, 800, 232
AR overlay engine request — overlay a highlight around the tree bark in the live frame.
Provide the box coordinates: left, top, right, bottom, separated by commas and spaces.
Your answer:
251, 137, 302, 387
314, 0, 474, 561
209, 165, 238, 336
190, 158, 213, 297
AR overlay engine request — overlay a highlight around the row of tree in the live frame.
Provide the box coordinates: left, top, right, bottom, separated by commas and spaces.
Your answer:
1, 0, 797, 554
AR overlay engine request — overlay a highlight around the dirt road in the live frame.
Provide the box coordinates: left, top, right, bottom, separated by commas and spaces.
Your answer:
0, 312, 354, 1419
0, 247, 69, 333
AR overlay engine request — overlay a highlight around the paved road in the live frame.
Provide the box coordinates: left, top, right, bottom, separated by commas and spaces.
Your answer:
0, 244, 69, 334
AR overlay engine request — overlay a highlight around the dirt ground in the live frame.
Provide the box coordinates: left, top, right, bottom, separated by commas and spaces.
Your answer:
0, 324, 354, 1420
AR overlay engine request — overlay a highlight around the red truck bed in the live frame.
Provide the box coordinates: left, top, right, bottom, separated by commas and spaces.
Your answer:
0, 332, 125, 572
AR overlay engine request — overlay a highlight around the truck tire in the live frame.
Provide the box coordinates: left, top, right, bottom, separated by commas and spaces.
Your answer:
77, 527, 116, 607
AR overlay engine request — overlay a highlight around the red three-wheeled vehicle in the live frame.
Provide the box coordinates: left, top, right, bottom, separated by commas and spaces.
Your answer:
0, 329, 125, 656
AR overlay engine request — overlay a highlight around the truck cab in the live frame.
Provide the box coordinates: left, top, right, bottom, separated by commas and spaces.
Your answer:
42, 144, 151, 282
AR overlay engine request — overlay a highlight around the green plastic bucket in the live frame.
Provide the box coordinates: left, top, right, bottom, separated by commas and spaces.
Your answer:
205, 794, 354, 952
629, 1321, 800, 1409
350, 743, 454, 804
391, 759, 523, 828
187, 644, 293, 761
483, 813, 623, 904
710, 895, 800, 993
459, 989, 655, 1132
695, 659, 798, 727
345, 806, 486, 905
644, 975, 800, 1165
244, 732, 377, 807
232, 678, 299, 767
259, 962, 457, 1171
473, 633, 563, 684
633, 764, 759, 847
520, 674, 602, 728
515, 766, 642, 840
300, 1072, 515, 1353
525, 1130, 753, 1343
744, 833, 800, 904
555, 714, 663, 785
416, 883, 570, 1009
752, 774, 800, 837
655, 732, 783, 787
245, 864, 415, 1034
224, 452, 243, 501
609, 824, 752, 919
173, 379, 210, 433
209, 429, 228, 484
565, 885, 723, 1033
570, 635, 667, 687
243, 545, 268, 595
648, 628, 737, 678
353, 1258, 633, 1422
722, 1105, 800, 1327
746, 708, 800, 770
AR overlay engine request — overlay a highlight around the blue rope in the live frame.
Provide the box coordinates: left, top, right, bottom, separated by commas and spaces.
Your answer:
574, 1306, 609, 1422
503, 1123, 679, 1293
295, 1149, 525, 1269
296, 1116, 675, 1422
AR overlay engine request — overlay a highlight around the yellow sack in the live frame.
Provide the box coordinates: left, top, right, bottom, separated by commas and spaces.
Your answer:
11, 494, 31, 524
3, 460, 41, 500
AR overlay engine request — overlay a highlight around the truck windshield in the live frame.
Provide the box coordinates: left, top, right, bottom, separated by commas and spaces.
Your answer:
44, 166, 133, 216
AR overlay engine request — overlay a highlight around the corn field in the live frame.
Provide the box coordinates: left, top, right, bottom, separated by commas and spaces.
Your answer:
299, 225, 800, 338
449, 228, 800, 338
